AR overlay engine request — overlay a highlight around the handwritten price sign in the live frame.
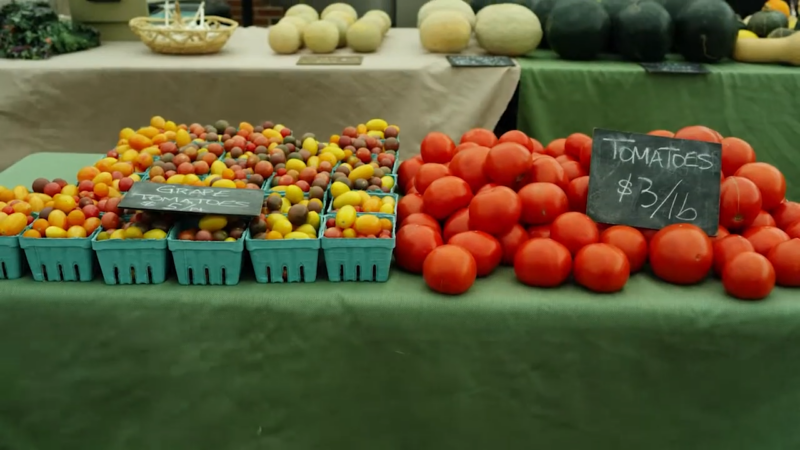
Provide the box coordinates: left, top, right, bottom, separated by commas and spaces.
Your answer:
118, 183, 263, 217
586, 128, 721, 235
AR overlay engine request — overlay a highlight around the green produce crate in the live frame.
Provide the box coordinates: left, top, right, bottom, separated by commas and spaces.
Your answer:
20, 228, 100, 282
0, 234, 25, 280
167, 226, 244, 286
320, 214, 396, 282
92, 230, 171, 285
246, 227, 321, 283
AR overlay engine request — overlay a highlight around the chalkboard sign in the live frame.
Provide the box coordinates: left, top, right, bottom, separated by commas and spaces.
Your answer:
118, 182, 264, 217
640, 61, 709, 75
447, 55, 515, 67
297, 55, 363, 66
586, 128, 722, 235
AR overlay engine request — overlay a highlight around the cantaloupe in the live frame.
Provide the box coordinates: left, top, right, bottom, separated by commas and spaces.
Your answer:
474, 3, 542, 56
324, 16, 349, 47
279, 16, 310, 36
364, 10, 392, 34
268, 22, 302, 55
303, 20, 339, 54
325, 10, 356, 26
347, 19, 383, 52
420, 10, 472, 53
321, 3, 358, 22
285, 4, 319, 23
360, 15, 388, 35
418, 0, 477, 29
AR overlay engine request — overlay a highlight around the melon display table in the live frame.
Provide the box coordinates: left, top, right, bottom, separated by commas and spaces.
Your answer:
515, 51, 800, 199
2, 154, 800, 450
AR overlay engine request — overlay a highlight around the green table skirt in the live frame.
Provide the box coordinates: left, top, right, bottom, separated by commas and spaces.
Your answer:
516, 52, 800, 200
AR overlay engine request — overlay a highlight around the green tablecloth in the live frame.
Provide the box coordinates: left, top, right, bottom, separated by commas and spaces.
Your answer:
2, 154, 800, 449
516, 52, 800, 199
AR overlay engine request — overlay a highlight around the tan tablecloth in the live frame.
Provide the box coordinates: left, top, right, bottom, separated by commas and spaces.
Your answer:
0, 27, 519, 170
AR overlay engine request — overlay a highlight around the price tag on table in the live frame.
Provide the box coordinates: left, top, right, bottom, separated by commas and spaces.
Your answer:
640, 61, 709, 75
447, 55, 515, 67
118, 182, 264, 217
586, 128, 721, 235
297, 55, 363, 66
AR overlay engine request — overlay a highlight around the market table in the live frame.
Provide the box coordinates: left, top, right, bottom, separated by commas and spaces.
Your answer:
0, 27, 519, 171
516, 52, 800, 199
3, 155, 800, 450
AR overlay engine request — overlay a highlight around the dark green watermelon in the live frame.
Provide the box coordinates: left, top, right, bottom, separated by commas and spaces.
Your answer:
600, 0, 636, 17
768, 27, 795, 37
661, 0, 697, 17
469, 0, 538, 12
747, 10, 788, 37
546, 0, 611, 60
675, 0, 738, 63
614, 1, 673, 62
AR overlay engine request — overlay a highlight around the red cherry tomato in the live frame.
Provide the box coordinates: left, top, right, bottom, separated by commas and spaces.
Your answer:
714, 225, 730, 242
414, 163, 451, 195
767, 239, 800, 287
722, 252, 775, 300
600, 225, 648, 273
395, 224, 443, 274
648, 130, 674, 137
528, 224, 551, 239
772, 201, 800, 230
674, 125, 722, 143
400, 213, 441, 235
567, 176, 589, 213
544, 138, 566, 157
564, 133, 591, 159
649, 224, 713, 285
550, 212, 600, 255
484, 142, 532, 188
528, 155, 569, 191
422, 176, 473, 221
514, 238, 572, 287
721, 137, 756, 177
751, 211, 776, 228
449, 146, 490, 194
735, 162, 786, 211
448, 231, 503, 277
397, 193, 424, 224
397, 155, 423, 194
574, 243, 630, 293
420, 132, 456, 164
497, 224, 528, 266
469, 186, 522, 236
530, 138, 545, 154
460, 128, 498, 148
712, 234, 754, 276
517, 182, 569, 225
560, 160, 587, 181
443, 208, 470, 242
719, 176, 762, 230
743, 226, 790, 255
423, 245, 477, 295
498, 130, 533, 152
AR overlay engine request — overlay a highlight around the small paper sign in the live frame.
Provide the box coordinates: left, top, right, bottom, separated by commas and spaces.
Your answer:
447, 55, 515, 67
297, 55, 363, 66
119, 182, 264, 217
640, 61, 709, 75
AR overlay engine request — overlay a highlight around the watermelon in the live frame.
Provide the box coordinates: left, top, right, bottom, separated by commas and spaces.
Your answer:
675, 0, 738, 63
747, 10, 789, 37
614, 1, 673, 62
767, 27, 795, 37
469, 0, 538, 12
600, 0, 636, 17
661, 0, 697, 18
546, 0, 611, 60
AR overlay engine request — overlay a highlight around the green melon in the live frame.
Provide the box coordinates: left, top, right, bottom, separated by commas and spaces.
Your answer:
768, 27, 795, 37
614, 1, 673, 62
469, 0, 538, 11
675, 0, 738, 63
661, 0, 697, 17
747, 10, 789, 37
546, 0, 611, 60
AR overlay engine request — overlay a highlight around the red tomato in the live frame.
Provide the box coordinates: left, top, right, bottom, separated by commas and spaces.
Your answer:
579, 139, 593, 172
514, 238, 572, 287
674, 125, 722, 143
448, 231, 503, 276
420, 132, 456, 164
712, 234, 754, 276
567, 176, 589, 213
460, 128, 498, 148
530, 138, 545, 154
787, 221, 800, 239
722, 252, 775, 300
497, 224, 528, 266
544, 138, 566, 157
397, 193, 424, 224
751, 211, 776, 228
721, 137, 756, 177
600, 225, 648, 273
714, 225, 730, 242
550, 212, 600, 255
743, 226, 790, 255
484, 142, 532, 187
528, 155, 569, 190
454, 142, 479, 154
443, 208, 470, 242
423, 245, 477, 295
469, 186, 522, 236
414, 163, 451, 195
400, 213, 441, 235
735, 162, 786, 211
564, 133, 591, 159
560, 161, 586, 180
449, 146, 490, 194
518, 182, 569, 225
528, 224, 551, 239
767, 239, 800, 287
498, 130, 533, 152
648, 130, 674, 137
574, 243, 630, 293
477, 183, 500, 195
555, 155, 575, 164
422, 176, 474, 221
719, 176, 762, 230
638, 228, 659, 243
772, 201, 800, 230
395, 224, 443, 274
649, 224, 713, 285
397, 155, 423, 194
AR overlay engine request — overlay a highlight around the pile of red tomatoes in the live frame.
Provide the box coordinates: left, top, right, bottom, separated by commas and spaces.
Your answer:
395, 126, 800, 299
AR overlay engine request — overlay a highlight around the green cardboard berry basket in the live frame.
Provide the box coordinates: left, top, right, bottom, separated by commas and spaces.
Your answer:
167, 225, 245, 286
325, 192, 398, 217
92, 227, 172, 285
320, 213, 396, 282
245, 223, 321, 283
0, 232, 26, 279
20, 227, 101, 282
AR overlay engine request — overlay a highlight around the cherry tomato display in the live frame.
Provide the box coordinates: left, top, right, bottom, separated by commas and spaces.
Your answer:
771, 201, 800, 230
460, 128, 498, 148
484, 142, 532, 187
448, 146, 490, 194
449, 231, 503, 277
518, 182, 569, 225
600, 226, 648, 273
443, 208, 470, 242
514, 238, 572, 288
423, 245, 477, 295
564, 133, 591, 159
721, 137, 756, 177
649, 224, 713, 285
574, 243, 630, 293
499, 130, 534, 152
735, 162, 786, 211
469, 186, 522, 236
414, 163, 451, 195
400, 213, 441, 235
420, 132, 457, 164
398, 155, 423, 194
550, 212, 600, 255
422, 176, 473, 221
722, 252, 775, 300
719, 176, 762, 230
767, 239, 800, 287
712, 235, 754, 276
395, 224, 443, 274
497, 224, 529, 266
397, 193, 424, 224
566, 176, 589, 213
743, 226, 790, 256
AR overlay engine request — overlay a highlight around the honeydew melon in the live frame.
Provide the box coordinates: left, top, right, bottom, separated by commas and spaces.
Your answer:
268, 22, 302, 54
285, 4, 319, 22
325, 10, 356, 26
420, 11, 472, 53
321, 3, 358, 22
474, 3, 542, 56
364, 9, 392, 33
418, 0, 477, 29
303, 20, 339, 54
347, 19, 383, 52
323, 16, 349, 47
279, 16, 310, 36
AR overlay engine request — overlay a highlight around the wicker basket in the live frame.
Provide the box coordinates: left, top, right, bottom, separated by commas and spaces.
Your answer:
129, 15, 238, 55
